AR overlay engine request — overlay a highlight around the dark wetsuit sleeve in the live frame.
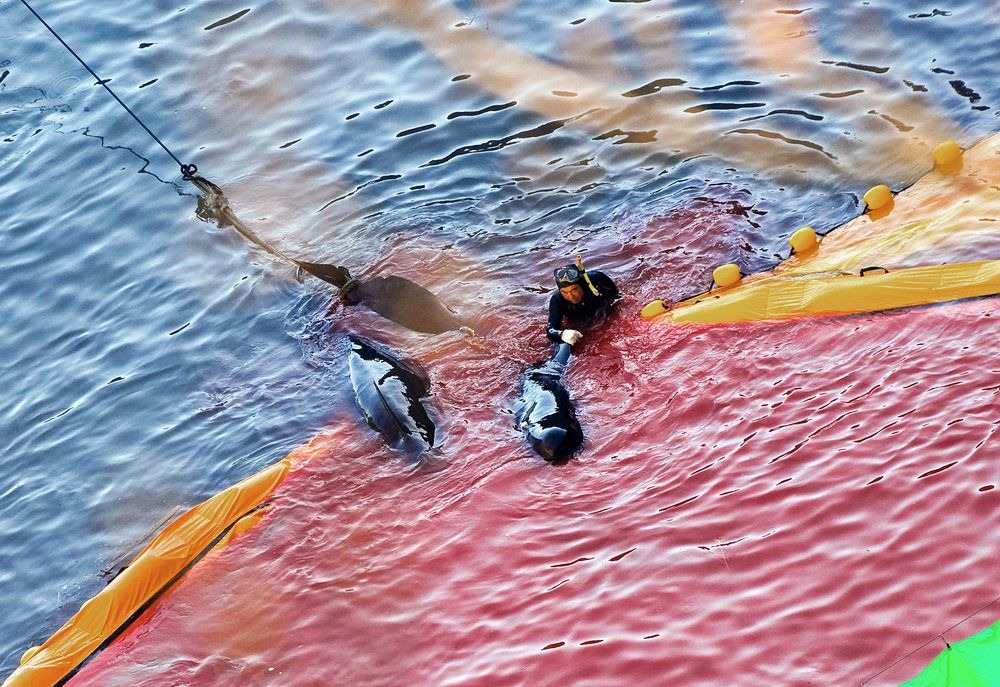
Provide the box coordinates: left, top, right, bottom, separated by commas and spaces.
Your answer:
546, 293, 565, 343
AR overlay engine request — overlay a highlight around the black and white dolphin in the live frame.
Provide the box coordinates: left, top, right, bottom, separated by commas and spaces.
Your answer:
513, 343, 583, 462
347, 336, 437, 455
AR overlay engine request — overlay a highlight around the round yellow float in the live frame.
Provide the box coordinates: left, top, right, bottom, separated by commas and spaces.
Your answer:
19, 647, 40, 666
640, 300, 669, 319
712, 263, 742, 288
788, 226, 818, 254
863, 184, 892, 210
932, 139, 962, 168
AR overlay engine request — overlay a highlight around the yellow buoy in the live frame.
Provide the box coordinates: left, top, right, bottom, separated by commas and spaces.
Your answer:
640, 300, 669, 319
712, 263, 742, 289
788, 226, 818, 254
932, 139, 962, 168
863, 184, 892, 210
20, 646, 41, 665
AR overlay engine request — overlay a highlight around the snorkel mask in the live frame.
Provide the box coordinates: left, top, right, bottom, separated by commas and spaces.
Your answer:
554, 257, 602, 296
554, 265, 582, 288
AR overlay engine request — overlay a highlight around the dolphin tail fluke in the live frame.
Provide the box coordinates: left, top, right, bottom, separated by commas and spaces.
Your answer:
294, 260, 352, 289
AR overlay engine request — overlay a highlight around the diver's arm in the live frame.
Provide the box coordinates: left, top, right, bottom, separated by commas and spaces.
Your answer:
546, 294, 565, 343
547, 296, 582, 345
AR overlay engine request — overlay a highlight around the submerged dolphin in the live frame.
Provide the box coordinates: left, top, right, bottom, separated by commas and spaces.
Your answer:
514, 343, 583, 462
347, 336, 437, 455
351, 276, 467, 334
189, 177, 467, 336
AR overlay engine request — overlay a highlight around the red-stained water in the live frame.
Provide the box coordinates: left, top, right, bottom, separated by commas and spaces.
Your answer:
4, 2, 999, 684
68, 207, 999, 687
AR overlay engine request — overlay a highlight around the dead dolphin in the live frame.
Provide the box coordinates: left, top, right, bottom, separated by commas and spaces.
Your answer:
347, 336, 437, 455
514, 343, 583, 462
346, 275, 467, 334
188, 177, 466, 336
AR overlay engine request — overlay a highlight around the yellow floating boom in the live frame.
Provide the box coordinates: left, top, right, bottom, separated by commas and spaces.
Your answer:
643, 133, 1000, 325
2, 433, 333, 687
660, 260, 1000, 324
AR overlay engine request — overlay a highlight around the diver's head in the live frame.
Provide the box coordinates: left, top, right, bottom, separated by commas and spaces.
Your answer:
554, 265, 585, 304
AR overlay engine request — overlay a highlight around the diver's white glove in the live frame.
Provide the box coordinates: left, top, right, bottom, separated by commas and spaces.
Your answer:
560, 329, 583, 345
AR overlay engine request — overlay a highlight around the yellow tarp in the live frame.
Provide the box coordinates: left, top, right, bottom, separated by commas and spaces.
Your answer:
647, 132, 1000, 324
670, 260, 1000, 324
3, 457, 295, 687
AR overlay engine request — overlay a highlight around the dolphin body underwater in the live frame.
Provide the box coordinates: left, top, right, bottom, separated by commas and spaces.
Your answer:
343, 275, 467, 335
514, 343, 584, 462
347, 336, 437, 455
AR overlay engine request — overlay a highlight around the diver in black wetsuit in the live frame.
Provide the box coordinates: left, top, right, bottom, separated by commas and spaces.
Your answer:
546, 260, 619, 346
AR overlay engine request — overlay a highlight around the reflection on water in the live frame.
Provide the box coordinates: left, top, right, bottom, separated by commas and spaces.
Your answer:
0, 0, 997, 685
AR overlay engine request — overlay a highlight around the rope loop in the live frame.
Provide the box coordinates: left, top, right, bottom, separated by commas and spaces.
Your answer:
340, 278, 362, 305
180, 163, 199, 180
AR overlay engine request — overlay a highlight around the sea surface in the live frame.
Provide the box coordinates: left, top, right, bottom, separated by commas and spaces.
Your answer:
0, 1, 997, 685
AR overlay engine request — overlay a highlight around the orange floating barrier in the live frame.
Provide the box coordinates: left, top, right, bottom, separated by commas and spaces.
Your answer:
643, 134, 1000, 325
2, 457, 295, 687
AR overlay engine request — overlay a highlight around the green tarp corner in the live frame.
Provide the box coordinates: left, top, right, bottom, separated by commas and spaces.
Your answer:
900, 619, 1000, 686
